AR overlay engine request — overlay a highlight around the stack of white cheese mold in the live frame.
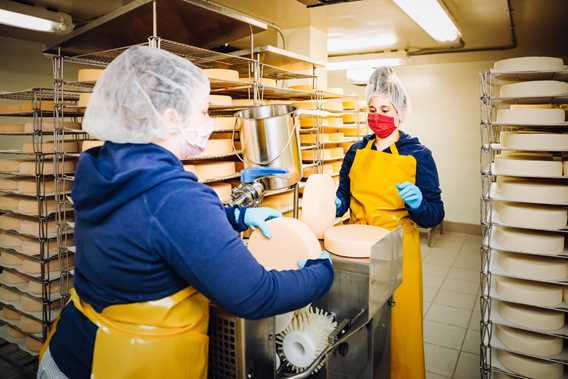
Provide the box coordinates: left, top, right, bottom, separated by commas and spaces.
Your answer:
481, 56, 568, 379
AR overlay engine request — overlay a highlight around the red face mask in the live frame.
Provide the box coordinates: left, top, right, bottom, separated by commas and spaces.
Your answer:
368, 113, 397, 138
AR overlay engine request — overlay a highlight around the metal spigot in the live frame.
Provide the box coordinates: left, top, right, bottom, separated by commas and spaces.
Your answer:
229, 167, 288, 208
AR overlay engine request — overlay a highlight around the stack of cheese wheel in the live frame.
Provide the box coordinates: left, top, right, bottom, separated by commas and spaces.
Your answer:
212, 117, 238, 132
186, 161, 236, 182
209, 95, 232, 106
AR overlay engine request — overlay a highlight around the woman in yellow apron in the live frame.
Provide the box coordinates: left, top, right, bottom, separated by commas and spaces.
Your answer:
37, 46, 334, 379
336, 67, 444, 379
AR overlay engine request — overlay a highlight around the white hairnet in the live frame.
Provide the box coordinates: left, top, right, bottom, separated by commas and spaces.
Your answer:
83, 46, 210, 144
365, 67, 410, 121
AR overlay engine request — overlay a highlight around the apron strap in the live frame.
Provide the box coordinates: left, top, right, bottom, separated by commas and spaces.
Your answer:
365, 138, 400, 156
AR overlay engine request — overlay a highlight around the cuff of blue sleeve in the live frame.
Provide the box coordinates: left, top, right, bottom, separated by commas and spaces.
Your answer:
407, 200, 428, 216
227, 206, 249, 232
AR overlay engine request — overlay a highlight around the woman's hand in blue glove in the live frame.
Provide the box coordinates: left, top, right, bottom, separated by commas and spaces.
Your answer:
396, 182, 423, 210
236, 207, 282, 238
298, 251, 333, 269
335, 197, 342, 213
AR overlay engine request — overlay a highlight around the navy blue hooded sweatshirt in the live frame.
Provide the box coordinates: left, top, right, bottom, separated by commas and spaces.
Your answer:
49, 142, 333, 378
336, 131, 444, 228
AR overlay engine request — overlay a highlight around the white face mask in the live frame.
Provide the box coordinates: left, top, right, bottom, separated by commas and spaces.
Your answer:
178, 117, 214, 160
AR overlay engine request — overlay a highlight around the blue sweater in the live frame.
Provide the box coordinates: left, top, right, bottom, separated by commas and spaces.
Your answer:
49, 142, 333, 378
336, 132, 444, 228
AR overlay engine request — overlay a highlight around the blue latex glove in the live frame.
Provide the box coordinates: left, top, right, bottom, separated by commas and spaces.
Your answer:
298, 251, 333, 269
235, 207, 281, 238
335, 197, 342, 213
396, 182, 423, 210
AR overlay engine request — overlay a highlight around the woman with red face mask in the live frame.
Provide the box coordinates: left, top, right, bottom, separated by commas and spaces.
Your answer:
336, 67, 444, 379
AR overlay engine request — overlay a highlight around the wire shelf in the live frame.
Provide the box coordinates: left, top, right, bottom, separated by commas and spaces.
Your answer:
0, 88, 79, 102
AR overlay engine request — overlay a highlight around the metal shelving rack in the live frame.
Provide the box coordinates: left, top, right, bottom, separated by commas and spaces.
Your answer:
479, 67, 568, 379
0, 88, 80, 358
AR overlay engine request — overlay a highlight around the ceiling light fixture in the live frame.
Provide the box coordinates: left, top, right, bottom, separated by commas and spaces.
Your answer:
327, 51, 407, 71
0, 0, 73, 33
327, 32, 398, 54
393, 0, 460, 42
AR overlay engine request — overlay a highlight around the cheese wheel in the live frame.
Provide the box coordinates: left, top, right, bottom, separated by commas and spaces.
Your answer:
0, 177, 18, 191
300, 133, 344, 144
21, 296, 42, 312
209, 183, 232, 203
564, 160, 568, 176
231, 99, 256, 107
22, 142, 79, 154
500, 81, 568, 98
324, 224, 389, 258
496, 325, 563, 356
6, 326, 24, 339
22, 256, 71, 276
492, 227, 565, 255
203, 69, 239, 82
28, 279, 62, 297
290, 85, 313, 92
25, 336, 42, 353
302, 148, 343, 161
495, 178, 568, 205
78, 93, 91, 108
2, 308, 21, 320
209, 95, 232, 106
0, 287, 19, 301
191, 161, 236, 181
213, 117, 238, 131
238, 77, 278, 87
341, 126, 369, 137
22, 237, 58, 257
0, 251, 23, 267
494, 57, 565, 72
300, 117, 343, 128
496, 108, 565, 125
20, 315, 42, 334
247, 217, 321, 271
302, 162, 340, 177
0, 159, 22, 173
300, 174, 336, 239
195, 140, 234, 158
78, 69, 104, 82
498, 301, 564, 331
498, 251, 568, 280
0, 124, 26, 133
497, 350, 563, 379
324, 101, 343, 112
511, 104, 557, 109
342, 99, 357, 110
494, 153, 563, 177
0, 271, 25, 285
261, 191, 294, 211
327, 88, 344, 96
501, 131, 568, 151
18, 160, 75, 175
81, 140, 104, 151
495, 276, 563, 307
342, 113, 365, 124
19, 198, 57, 216
0, 196, 19, 212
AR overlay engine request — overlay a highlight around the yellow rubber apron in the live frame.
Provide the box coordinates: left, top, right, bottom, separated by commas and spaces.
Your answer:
349, 140, 425, 379
40, 287, 210, 379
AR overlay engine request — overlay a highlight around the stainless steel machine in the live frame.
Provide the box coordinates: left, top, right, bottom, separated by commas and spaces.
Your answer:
208, 227, 403, 379
209, 105, 403, 378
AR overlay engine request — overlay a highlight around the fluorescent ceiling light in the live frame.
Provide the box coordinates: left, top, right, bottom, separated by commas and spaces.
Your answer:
0, 1, 73, 33
393, 0, 460, 42
328, 32, 398, 54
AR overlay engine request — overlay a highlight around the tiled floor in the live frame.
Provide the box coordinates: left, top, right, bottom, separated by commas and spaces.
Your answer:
421, 231, 482, 379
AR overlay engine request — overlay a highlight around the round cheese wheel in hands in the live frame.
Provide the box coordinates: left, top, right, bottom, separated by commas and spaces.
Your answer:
300, 174, 337, 239
247, 217, 321, 271
324, 224, 389, 258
